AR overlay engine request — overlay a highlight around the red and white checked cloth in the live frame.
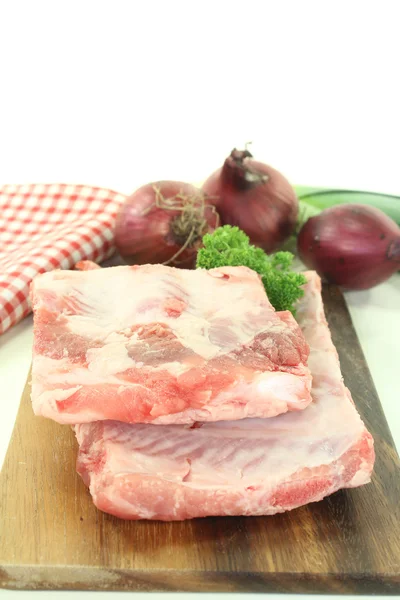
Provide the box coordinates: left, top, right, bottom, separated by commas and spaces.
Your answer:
0, 183, 127, 335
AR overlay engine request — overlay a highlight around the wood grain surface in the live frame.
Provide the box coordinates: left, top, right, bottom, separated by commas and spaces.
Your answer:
1, 284, 399, 593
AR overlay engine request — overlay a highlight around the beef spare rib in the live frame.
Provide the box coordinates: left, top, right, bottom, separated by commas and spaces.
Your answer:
31, 264, 312, 425
75, 271, 375, 520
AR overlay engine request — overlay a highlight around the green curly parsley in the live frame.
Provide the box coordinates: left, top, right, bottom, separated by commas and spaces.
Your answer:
196, 225, 306, 313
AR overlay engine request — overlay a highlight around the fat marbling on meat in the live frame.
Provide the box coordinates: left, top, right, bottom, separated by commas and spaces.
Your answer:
75, 271, 374, 520
31, 264, 312, 425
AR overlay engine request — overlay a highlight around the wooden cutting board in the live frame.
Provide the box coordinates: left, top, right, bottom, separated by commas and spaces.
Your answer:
1, 284, 400, 594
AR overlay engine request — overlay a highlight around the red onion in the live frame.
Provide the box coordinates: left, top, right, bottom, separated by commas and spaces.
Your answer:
115, 181, 219, 268
297, 204, 400, 289
202, 149, 299, 252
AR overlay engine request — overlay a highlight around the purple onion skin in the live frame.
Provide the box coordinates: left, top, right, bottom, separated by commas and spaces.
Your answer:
115, 181, 218, 269
202, 149, 299, 252
297, 204, 400, 290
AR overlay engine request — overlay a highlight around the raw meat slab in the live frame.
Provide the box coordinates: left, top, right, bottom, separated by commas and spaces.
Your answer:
31, 264, 312, 425
1, 282, 399, 593
75, 271, 374, 521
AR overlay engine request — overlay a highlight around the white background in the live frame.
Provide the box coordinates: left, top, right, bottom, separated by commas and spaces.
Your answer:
0, 1, 399, 599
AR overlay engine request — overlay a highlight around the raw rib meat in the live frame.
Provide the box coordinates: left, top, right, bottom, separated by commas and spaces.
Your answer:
75, 260, 101, 271
75, 271, 375, 521
31, 264, 312, 425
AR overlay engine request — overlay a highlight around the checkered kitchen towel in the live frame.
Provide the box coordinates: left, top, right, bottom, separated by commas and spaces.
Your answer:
0, 183, 126, 335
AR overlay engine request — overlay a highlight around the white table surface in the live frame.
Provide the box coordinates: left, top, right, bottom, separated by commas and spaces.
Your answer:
1, 1, 400, 598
